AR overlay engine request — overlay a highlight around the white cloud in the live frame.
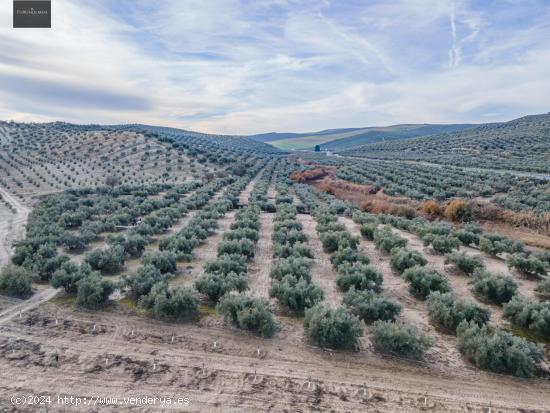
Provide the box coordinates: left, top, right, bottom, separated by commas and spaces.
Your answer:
0, 0, 548, 133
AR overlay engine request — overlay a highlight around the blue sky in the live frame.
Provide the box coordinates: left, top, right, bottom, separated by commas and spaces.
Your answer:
0, 0, 549, 134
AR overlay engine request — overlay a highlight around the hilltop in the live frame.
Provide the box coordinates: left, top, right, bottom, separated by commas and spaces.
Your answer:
341, 114, 550, 173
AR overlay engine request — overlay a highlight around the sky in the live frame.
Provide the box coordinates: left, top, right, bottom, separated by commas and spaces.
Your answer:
0, 0, 549, 135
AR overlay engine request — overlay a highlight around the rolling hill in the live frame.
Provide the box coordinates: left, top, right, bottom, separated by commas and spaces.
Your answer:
342, 113, 550, 173
0, 121, 279, 203
249, 124, 476, 150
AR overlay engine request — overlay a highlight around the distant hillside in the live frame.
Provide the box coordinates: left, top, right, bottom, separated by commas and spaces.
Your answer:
250, 124, 476, 150
343, 113, 550, 173
126, 124, 282, 155
320, 124, 476, 151
0, 121, 279, 203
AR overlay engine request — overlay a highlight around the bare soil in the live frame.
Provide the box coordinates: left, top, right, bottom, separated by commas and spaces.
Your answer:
0, 186, 30, 269
299, 213, 343, 308
1, 302, 550, 412
339, 217, 469, 372
247, 212, 274, 301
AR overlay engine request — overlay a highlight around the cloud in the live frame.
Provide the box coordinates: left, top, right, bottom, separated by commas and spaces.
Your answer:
0, 0, 548, 133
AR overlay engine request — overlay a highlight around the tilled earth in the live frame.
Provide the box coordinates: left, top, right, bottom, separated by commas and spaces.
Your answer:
0, 303, 549, 412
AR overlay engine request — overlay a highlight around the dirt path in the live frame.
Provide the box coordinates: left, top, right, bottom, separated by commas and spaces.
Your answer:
0, 287, 59, 325
1, 305, 549, 412
0, 186, 30, 269
176, 210, 238, 288
247, 212, 274, 300
339, 217, 469, 371
239, 170, 263, 205
175, 174, 261, 288
298, 214, 343, 307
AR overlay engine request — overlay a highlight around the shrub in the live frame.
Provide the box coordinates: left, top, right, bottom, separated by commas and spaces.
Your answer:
479, 234, 524, 257
76, 274, 114, 309
274, 242, 313, 259
123, 265, 166, 299
426, 235, 460, 254
59, 232, 87, 251
403, 266, 450, 299
343, 287, 402, 322
444, 251, 484, 275
224, 227, 259, 242
444, 199, 473, 222
453, 229, 480, 246
303, 304, 364, 349
195, 272, 248, 302
217, 293, 275, 337
370, 321, 433, 359
270, 257, 311, 282
535, 279, 550, 300
373, 228, 407, 253
272, 228, 306, 246
269, 275, 324, 313
0, 265, 32, 297
336, 263, 382, 292
507, 254, 547, 277
159, 235, 198, 256
141, 251, 177, 274
330, 247, 369, 269
426, 292, 490, 333
123, 234, 149, 258
140, 282, 198, 321
533, 250, 550, 266
52, 261, 95, 294
390, 248, 427, 273
471, 270, 517, 305
502, 296, 550, 338
217, 239, 255, 259
479, 237, 508, 256
85, 245, 126, 273
360, 223, 377, 240
204, 253, 247, 275
457, 321, 543, 377
421, 200, 440, 215
320, 231, 359, 253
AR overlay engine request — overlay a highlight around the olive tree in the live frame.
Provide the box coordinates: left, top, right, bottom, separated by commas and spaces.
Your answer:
76, 274, 114, 309
457, 321, 543, 377
426, 291, 490, 333
217, 293, 276, 338
370, 321, 433, 359
343, 288, 402, 323
303, 304, 364, 349
0, 265, 32, 297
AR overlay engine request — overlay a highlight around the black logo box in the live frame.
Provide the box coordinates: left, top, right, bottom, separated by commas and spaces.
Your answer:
13, 0, 51, 28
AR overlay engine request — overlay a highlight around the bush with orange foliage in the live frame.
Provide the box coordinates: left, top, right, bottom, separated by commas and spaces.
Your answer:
289, 168, 328, 183
422, 200, 441, 216
444, 199, 473, 222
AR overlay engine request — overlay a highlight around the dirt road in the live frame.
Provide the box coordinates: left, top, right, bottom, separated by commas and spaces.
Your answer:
0, 186, 29, 269
0, 287, 59, 325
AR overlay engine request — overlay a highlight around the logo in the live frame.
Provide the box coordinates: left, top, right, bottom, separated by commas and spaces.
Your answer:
13, 0, 51, 28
